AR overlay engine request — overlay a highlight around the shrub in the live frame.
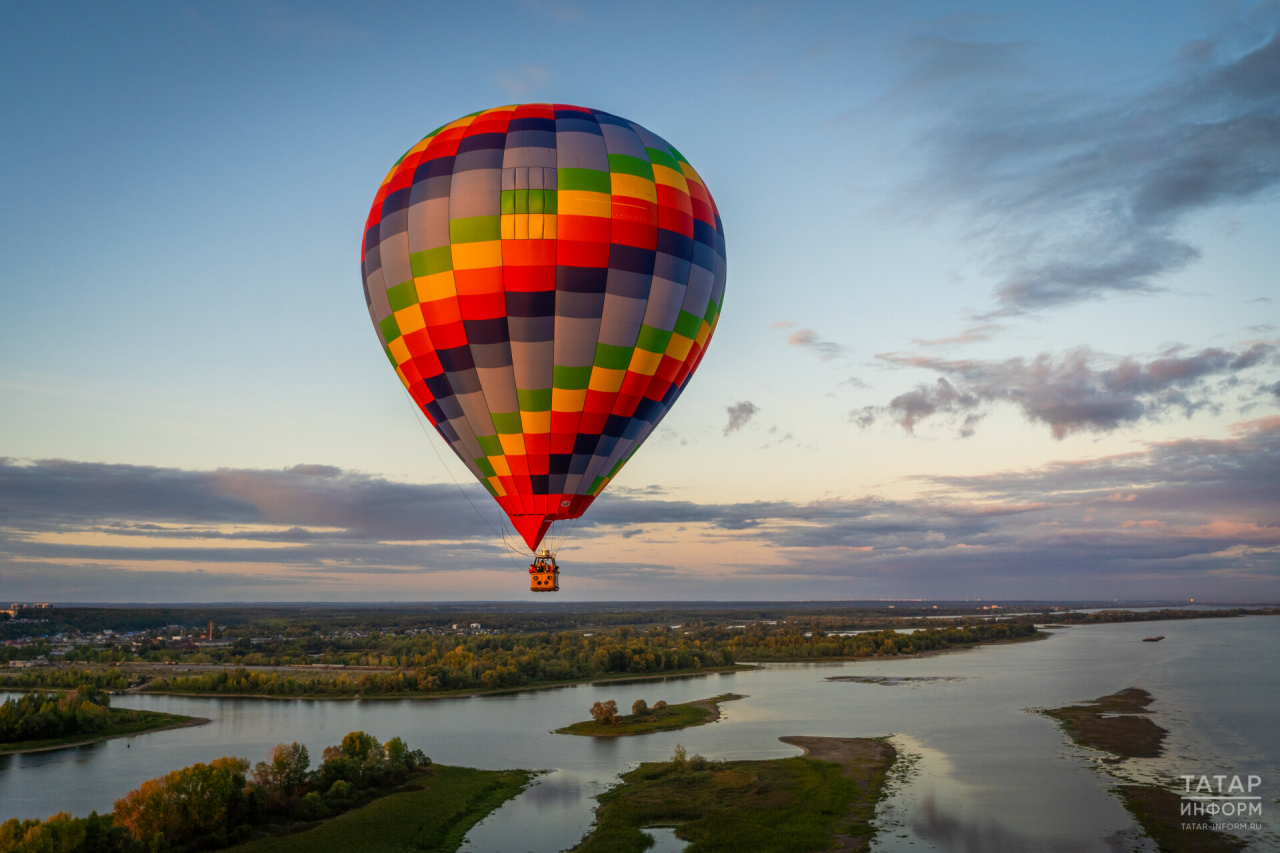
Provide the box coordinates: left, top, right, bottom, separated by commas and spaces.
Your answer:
295, 792, 328, 821
652, 700, 667, 710
689, 754, 707, 771
670, 744, 687, 765
631, 699, 648, 716
589, 700, 618, 724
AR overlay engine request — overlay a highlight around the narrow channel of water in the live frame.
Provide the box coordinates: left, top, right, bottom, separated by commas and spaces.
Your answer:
2, 616, 1276, 851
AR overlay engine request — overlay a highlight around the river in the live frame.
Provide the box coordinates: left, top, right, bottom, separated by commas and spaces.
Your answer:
2, 616, 1277, 851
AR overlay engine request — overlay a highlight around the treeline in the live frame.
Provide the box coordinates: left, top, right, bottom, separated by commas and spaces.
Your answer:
136, 624, 1037, 699
723, 623, 1039, 660
0, 689, 111, 744
0, 668, 133, 692
1050, 608, 1276, 624
0, 730, 430, 853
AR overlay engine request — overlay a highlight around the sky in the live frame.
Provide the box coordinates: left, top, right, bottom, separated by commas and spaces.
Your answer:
1, 1, 1278, 602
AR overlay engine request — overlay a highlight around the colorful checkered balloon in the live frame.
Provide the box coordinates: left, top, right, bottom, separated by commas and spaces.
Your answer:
361, 104, 727, 551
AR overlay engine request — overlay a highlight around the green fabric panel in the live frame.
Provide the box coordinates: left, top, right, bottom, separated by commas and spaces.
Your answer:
518, 388, 552, 411
553, 364, 592, 390
646, 147, 680, 172
410, 246, 453, 277
543, 190, 558, 215
383, 347, 397, 367
673, 309, 702, 340
475, 457, 497, 478
500, 190, 515, 216
635, 324, 672, 353
703, 297, 720, 321
490, 411, 522, 434
588, 476, 606, 494
529, 189, 544, 214
607, 457, 626, 477
449, 215, 501, 244
607, 153, 655, 180
557, 168, 611, 194
593, 342, 633, 370
378, 314, 401, 343
480, 478, 498, 497
386, 280, 418, 312
476, 435, 504, 456
514, 189, 528, 214
669, 145, 689, 164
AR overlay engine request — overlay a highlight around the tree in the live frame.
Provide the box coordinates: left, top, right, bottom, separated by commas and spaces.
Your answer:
113, 757, 251, 845
652, 700, 668, 710
253, 742, 310, 796
631, 699, 648, 716
670, 743, 687, 765
589, 700, 618, 724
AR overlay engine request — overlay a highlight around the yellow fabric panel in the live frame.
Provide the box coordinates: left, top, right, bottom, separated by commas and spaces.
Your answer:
521, 410, 551, 433
611, 173, 657, 203
627, 348, 663, 376
500, 215, 515, 240
679, 161, 705, 187
393, 303, 426, 335
665, 333, 694, 361
529, 213, 544, 240
388, 336, 412, 366
489, 455, 512, 477
498, 433, 527, 456
515, 213, 529, 239
588, 367, 626, 393
695, 319, 712, 347
487, 476, 506, 497
415, 270, 457, 302
451, 240, 503, 270
651, 163, 690, 194
557, 190, 611, 218
552, 388, 587, 412
544, 214, 557, 239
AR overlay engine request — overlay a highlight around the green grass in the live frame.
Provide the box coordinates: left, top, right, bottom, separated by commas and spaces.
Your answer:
0, 707, 202, 754
225, 766, 531, 853
556, 694, 742, 737
572, 756, 874, 853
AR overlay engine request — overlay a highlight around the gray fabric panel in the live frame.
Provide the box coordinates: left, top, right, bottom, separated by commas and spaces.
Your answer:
470, 342, 514, 369
455, 390, 494, 435
599, 123, 648, 160
507, 315, 554, 343
449, 169, 501, 218
555, 291, 606, 318
406, 199, 431, 254
378, 230, 412, 289
552, 316, 600, 366
510, 341, 553, 389
653, 250, 692, 284
364, 266, 392, 332
501, 168, 515, 191
423, 174, 451, 200
423, 197, 451, 248
528, 168, 544, 190
504, 130, 556, 151
454, 147, 504, 173
554, 131, 608, 171
628, 123, 671, 154
475, 366, 519, 412
436, 395, 465, 420
641, 277, 687, 331
605, 268, 652, 300
446, 369, 483, 395
682, 264, 714, 320
543, 168, 557, 191
502, 146, 557, 168
514, 167, 529, 190
379, 206, 408, 238
597, 295, 647, 344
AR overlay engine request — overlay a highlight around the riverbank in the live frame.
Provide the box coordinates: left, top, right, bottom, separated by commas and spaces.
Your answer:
571, 735, 896, 853
1041, 688, 1245, 852
223, 765, 532, 853
0, 707, 207, 755
556, 693, 743, 737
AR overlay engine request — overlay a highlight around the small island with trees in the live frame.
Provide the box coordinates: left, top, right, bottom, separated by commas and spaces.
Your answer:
556, 693, 744, 737
0, 687, 205, 755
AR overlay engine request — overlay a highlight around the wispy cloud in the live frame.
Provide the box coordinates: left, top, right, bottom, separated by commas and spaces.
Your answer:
773, 322, 848, 360
899, 25, 1280, 315
855, 342, 1279, 438
494, 64, 550, 97
723, 401, 760, 435
3, 418, 1279, 599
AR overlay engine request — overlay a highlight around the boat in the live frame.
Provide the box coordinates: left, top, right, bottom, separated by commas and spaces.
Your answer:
1142, 636, 1165, 642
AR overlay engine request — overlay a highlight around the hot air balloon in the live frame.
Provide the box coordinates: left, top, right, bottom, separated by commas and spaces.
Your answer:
360, 104, 726, 591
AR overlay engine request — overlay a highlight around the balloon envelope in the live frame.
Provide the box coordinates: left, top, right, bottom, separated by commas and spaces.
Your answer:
361, 104, 726, 551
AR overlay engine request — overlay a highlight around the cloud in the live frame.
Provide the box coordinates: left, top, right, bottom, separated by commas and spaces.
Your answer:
856, 343, 1279, 438
898, 25, 1280, 314
784, 328, 848, 361
723, 401, 760, 435
494, 64, 550, 97
3, 418, 1279, 599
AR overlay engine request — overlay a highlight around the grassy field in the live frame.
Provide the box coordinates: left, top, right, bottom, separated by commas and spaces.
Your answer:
0, 707, 205, 754
225, 765, 531, 853
572, 738, 895, 853
556, 694, 742, 737
1117, 785, 1246, 853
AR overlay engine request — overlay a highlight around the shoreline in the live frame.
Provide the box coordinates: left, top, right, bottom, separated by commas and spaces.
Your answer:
556, 693, 744, 737
0, 714, 210, 756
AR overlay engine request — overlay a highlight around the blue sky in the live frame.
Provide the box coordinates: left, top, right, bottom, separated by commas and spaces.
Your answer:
2, 1, 1277, 601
